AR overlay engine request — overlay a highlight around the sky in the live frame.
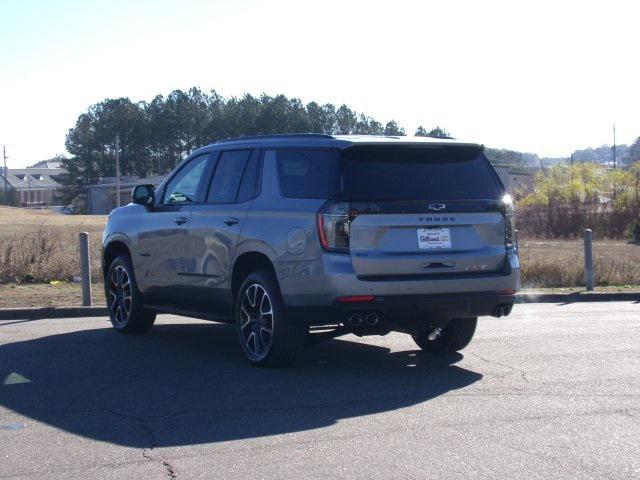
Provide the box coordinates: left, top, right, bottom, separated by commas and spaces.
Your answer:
1, 0, 639, 167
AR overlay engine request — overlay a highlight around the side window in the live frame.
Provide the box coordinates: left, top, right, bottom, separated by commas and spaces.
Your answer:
275, 149, 332, 198
236, 152, 260, 203
207, 150, 251, 203
163, 154, 209, 204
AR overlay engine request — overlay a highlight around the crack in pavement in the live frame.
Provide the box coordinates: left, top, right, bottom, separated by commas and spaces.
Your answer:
469, 351, 530, 383
105, 409, 177, 479
141, 450, 177, 480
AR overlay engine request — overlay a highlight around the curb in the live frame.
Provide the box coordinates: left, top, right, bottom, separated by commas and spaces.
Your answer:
1, 292, 638, 321
517, 292, 639, 303
0, 306, 108, 321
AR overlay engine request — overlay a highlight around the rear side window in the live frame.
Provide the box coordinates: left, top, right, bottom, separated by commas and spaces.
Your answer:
340, 146, 502, 200
236, 152, 260, 203
273, 149, 332, 199
207, 150, 251, 203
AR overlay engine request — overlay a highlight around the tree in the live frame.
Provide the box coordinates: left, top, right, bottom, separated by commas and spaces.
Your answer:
383, 120, 405, 136
629, 137, 640, 164
426, 126, 450, 138
0, 185, 18, 206
62, 87, 451, 208
415, 126, 428, 136
335, 105, 358, 134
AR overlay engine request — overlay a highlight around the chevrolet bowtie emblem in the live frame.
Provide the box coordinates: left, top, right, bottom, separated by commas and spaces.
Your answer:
428, 203, 446, 211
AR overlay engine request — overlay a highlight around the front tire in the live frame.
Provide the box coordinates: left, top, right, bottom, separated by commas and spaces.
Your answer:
235, 270, 306, 366
105, 254, 156, 334
412, 317, 477, 353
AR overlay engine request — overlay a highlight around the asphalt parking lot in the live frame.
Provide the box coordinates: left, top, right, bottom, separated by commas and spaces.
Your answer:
1, 302, 639, 479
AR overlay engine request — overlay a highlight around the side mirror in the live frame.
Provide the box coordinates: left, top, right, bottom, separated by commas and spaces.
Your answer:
132, 184, 155, 208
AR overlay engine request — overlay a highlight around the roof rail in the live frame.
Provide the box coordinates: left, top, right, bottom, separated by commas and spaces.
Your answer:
215, 133, 335, 144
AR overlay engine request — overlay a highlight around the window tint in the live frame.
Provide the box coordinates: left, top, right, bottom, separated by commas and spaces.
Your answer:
237, 152, 260, 202
163, 154, 209, 204
341, 146, 501, 200
207, 150, 251, 203
275, 149, 332, 198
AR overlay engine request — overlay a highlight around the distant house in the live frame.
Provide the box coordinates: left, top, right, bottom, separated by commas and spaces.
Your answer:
86, 175, 166, 214
0, 161, 66, 207
493, 165, 536, 195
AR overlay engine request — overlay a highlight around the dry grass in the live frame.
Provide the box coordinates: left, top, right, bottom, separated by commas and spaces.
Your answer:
0, 283, 106, 308
519, 237, 640, 287
0, 206, 106, 284
1, 206, 639, 295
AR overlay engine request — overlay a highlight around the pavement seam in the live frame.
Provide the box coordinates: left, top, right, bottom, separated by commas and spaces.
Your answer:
128, 406, 640, 478
23, 390, 640, 425
105, 409, 177, 480
468, 351, 530, 383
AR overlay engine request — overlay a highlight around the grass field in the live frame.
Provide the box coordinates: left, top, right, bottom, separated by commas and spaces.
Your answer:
518, 237, 640, 288
0, 206, 106, 284
1, 206, 639, 307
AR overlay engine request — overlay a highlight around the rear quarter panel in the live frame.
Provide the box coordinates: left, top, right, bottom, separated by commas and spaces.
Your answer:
237, 148, 326, 299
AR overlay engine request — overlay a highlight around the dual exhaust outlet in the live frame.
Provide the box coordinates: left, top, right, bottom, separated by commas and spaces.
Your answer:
345, 312, 380, 328
491, 303, 513, 318
346, 304, 511, 326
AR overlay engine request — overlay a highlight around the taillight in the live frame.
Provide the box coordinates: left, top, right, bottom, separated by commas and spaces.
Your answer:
502, 194, 515, 249
317, 202, 355, 253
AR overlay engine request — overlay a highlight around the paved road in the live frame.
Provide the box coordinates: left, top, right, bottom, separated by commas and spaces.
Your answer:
1, 302, 639, 479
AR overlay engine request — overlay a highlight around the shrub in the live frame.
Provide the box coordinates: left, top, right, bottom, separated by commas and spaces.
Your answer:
627, 217, 640, 243
0, 227, 102, 283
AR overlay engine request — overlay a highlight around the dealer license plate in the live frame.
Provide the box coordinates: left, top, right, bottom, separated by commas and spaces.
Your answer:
417, 228, 451, 249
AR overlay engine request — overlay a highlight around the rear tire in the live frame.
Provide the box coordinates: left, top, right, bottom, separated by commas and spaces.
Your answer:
412, 317, 477, 353
105, 254, 156, 334
235, 270, 306, 366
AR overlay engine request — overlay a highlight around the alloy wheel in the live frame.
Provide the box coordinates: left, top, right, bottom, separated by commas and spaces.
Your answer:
108, 265, 132, 327
239, 283, 274, 360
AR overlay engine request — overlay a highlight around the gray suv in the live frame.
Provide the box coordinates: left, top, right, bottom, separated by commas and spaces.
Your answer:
103, 134, 520, 365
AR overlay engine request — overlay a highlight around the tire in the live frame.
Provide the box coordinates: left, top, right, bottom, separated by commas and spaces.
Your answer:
412, 317, 478, 353
105, 254, 156, 334
235, 270, 306, 366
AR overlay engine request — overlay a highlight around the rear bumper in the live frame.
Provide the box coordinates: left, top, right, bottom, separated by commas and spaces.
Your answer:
280, 249, 520, 327
287, 290, 516, 327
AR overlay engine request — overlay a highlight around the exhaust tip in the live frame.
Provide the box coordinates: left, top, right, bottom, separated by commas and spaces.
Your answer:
491, 304, 513, 318
364, 313, 379, 326
347, 313, 363, 327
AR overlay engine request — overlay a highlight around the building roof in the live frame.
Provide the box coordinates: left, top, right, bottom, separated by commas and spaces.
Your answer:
1, 168, 65, 189
29, 160, 63, 169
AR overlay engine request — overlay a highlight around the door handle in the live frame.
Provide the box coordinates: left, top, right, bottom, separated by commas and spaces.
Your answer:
174, 216, 188, 225
224, 217, 240, 226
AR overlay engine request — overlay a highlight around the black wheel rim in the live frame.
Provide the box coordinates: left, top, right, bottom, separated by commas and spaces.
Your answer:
108, 265, 132, 327
239, 283, 274, 361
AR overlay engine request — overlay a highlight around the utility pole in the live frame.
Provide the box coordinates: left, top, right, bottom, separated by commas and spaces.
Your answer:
612, 124, 617, 169
2, 146, 8, 206
115, 136, 121, 208
27, 176, 32, 206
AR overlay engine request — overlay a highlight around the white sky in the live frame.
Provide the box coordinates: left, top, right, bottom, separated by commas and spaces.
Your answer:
1, 0, 639, 167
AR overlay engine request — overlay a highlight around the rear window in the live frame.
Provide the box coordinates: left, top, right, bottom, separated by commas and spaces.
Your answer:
273, 149, 333, 198
340, 145, 502, 200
